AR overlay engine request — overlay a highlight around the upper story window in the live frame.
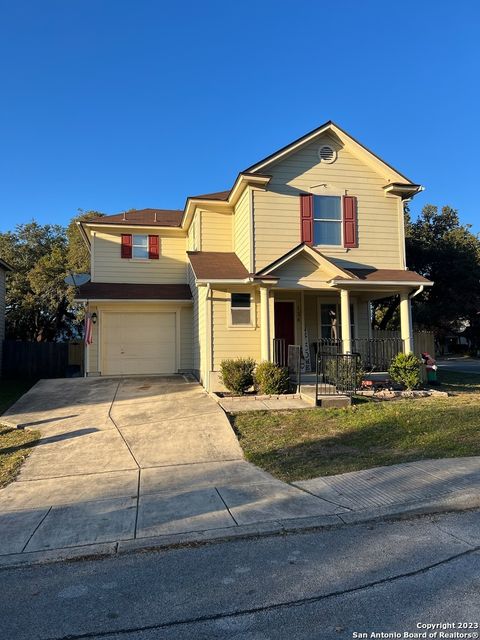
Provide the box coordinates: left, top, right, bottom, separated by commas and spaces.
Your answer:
132, 234, 148, 259
313, 196, 342, 246
230, 293, 252, 326
300, 194, 357, 249
120, 234, 160, 260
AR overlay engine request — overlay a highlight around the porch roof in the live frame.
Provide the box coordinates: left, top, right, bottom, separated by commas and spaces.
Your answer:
75, 282, 192, 301
331, 268, 432, 286
187, 251, 249, 281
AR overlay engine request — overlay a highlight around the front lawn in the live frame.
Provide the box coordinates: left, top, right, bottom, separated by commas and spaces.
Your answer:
0, 378, 39, 487
0, 426, 39, 488
231, 371, 480, 481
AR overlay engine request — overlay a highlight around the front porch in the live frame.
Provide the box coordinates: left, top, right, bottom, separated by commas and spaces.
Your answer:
266, 288, 414, 374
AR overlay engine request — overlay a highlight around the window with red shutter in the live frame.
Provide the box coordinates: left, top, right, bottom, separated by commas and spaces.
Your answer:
121, 234, 132, 258
148, 235, 160, 259
343, 196, 358, 248
300, 194, 313, 245
312, 196, 342, 245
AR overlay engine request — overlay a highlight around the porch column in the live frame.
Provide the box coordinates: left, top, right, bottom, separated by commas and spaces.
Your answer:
260, 285, 271, 361
340, 288, 352, 353
400, 292, 414, 353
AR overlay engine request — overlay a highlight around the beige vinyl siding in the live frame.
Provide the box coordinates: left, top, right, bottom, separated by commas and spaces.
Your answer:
188, 264, 202, 378
200, 209, 233, 252
211, 287, 261, 369
187, 214, 199, 251
254, 135, 404, 271
180, 305, 193, 370
273, 254, 340, 288
233, 187, 251, 270
0, 270, 6, 372
92, 229, 187, 284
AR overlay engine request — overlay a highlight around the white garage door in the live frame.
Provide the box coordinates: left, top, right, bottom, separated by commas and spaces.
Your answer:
102, 312, 176, 375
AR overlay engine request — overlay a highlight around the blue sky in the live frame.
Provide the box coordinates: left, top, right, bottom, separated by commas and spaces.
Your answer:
0, 0, 479, 233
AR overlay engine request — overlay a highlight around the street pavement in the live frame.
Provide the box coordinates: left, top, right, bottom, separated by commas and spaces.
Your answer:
1, 508, 479, 640
437, 357, 480, 374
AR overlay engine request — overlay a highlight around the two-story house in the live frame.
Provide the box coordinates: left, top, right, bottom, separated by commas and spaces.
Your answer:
76, 121, 432, 390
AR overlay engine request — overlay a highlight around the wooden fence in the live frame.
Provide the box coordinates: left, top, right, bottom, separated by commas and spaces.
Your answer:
2, 341, 84, 378
371, 330, 435, 358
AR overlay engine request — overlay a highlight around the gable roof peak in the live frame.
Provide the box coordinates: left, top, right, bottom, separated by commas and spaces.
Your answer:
244, 120, 415, 184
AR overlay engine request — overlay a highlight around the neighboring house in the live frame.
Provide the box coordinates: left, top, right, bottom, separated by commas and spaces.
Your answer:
0, 258, 13, 374
76, 121, 433, 390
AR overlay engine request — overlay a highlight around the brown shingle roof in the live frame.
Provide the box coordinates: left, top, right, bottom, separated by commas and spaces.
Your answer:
75, 282, 192, 300
338, 269, 432, 284
190, 190, 230, 201
88, 209, 183, 227
188, 252, 250, 280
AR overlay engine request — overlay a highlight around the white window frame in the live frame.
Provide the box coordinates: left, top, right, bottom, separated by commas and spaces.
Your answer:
132, 234, 149, 260
228, 292, 256, 329
317, 297, 358, 341
313, 195, 343, 248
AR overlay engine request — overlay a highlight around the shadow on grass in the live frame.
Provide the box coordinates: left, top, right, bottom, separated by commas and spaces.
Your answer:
232, 397, 480, 482
0, 427, 99, 457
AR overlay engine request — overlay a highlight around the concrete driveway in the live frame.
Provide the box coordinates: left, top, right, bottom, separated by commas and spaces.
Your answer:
0, 376, 342, 557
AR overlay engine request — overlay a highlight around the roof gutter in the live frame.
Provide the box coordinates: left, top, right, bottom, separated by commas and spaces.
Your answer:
196, 277, 254, 285
77, 222, 91, 249
329, 280, 433, 287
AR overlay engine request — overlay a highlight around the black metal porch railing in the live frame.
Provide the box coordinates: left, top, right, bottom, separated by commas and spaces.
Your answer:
316, 352, 361, 397
312, 337, 404, 371
351, 338, 404, 371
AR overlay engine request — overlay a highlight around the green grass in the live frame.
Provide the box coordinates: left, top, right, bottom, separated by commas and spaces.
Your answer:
231, 371, 480, 482
0, 426, 39, 487
0, 378, 39, 486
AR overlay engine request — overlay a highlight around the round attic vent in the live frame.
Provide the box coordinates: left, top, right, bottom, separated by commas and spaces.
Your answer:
318, 144, 337, 164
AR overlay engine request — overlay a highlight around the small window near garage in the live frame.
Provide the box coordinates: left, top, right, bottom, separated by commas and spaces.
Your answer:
231, 293, 252, 326
132, 234, 149, 259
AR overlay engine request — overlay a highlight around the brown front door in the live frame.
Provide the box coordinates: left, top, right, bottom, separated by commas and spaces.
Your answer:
274, 301, 295, 365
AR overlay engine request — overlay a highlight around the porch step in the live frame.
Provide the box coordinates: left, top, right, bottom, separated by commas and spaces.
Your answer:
299, 384, 351, 408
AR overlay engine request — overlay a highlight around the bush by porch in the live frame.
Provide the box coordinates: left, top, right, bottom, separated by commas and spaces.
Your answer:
231, 371, 480, 482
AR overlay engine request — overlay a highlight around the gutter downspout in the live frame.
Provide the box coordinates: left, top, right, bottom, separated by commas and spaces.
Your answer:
205, 284, 212, 392
409, 285, 424, 300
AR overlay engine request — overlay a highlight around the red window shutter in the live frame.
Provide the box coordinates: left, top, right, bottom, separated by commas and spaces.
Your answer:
300, 194, 313, 245
121, 234, 132, 258
343, 196, 358, 248
148, 235, 160, 259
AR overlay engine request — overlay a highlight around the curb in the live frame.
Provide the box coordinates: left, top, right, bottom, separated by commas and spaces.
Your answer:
1, 490, 479, 571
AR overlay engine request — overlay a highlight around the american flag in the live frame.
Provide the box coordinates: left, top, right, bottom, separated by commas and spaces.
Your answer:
84, 313, 93, 345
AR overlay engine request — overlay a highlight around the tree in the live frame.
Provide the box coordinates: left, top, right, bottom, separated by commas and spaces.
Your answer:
372, 204, 480, 349
0, 211, 104, 342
